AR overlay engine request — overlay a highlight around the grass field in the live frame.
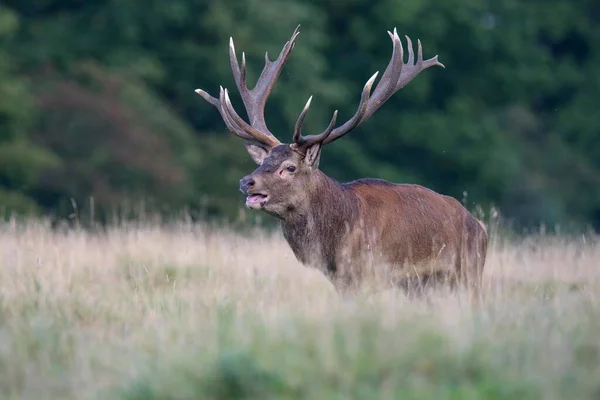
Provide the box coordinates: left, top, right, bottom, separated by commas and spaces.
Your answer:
0, 218, 599, 399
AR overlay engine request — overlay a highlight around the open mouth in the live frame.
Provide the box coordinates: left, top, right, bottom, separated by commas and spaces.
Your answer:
245, 193, 269, 208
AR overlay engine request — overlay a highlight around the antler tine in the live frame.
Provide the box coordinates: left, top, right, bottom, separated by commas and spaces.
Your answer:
196, 26, 301, 148
367, 28, 405, 115
363, 31, 445, 122
318, 71, 379, 145
292, 95, 339, 148
195, 87, 258, 143
320, 29, 443, 146
229, 25, 301, 135
222, 88, 281, 147
292, 71, 378, 148
292, 96, 313, 144
389, 37, 444, 94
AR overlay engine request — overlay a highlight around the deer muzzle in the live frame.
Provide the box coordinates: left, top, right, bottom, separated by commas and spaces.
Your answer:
239, 175, 269, 209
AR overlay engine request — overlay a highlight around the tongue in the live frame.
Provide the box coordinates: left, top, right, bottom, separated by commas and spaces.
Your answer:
246, 194, 266, 204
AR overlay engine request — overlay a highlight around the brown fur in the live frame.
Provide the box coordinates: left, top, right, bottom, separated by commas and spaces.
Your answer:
240, 144, 488, 296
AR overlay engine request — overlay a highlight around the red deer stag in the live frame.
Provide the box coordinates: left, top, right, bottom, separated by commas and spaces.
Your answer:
195, 26, 488, 296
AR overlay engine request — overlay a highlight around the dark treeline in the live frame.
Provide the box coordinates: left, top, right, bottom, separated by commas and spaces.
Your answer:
1, 0, 599, 231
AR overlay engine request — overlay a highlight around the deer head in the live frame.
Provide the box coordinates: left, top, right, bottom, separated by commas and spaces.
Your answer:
195, 26, 444, 219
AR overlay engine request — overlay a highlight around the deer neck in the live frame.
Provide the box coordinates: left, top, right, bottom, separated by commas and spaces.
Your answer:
281, 171, 359, 272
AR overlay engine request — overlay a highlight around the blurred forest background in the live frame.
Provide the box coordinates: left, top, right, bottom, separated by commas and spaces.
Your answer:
0, 0, 599, 231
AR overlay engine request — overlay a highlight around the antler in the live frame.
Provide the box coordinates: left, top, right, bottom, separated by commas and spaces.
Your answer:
196, 25, 301, 148
293, 28, 444, 148
292, 96, 339, 148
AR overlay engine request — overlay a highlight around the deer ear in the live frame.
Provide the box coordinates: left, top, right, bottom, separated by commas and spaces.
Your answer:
244, 142, 270, 165
304, 143, 322, 168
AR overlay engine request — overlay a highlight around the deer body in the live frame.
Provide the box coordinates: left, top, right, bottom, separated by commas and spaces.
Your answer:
195, 26, 488, 295
280, 167, 487, 292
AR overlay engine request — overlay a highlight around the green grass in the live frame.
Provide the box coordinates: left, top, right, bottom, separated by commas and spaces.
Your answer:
0, 219, 599, 399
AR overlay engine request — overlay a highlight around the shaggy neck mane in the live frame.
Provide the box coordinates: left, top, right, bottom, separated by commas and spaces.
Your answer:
280, 170, 359, 274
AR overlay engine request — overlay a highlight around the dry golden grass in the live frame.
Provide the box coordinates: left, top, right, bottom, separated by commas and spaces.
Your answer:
0, 218, 599, 399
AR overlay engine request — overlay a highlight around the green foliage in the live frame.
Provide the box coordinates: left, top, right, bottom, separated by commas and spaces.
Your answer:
29, 62, 202, 218
1, 0, 599, 229
0, 5, 59, 213
117, 314, 569, 400
0, 188, 40, 216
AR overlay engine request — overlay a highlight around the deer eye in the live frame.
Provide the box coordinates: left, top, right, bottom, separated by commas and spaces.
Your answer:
286, 165, 296, 173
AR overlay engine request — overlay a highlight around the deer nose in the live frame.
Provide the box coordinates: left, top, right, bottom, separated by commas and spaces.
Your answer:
239, 176, 255, 193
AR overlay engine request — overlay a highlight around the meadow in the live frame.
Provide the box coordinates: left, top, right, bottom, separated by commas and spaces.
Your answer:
0, 218, 599, 399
